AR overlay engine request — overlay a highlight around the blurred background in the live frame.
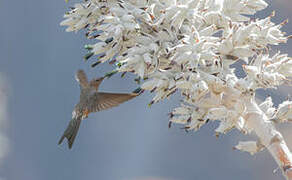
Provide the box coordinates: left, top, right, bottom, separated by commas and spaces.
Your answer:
0, 0, 292, 180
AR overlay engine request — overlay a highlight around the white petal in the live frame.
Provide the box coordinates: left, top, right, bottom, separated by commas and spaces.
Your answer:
234, 141, 262, 155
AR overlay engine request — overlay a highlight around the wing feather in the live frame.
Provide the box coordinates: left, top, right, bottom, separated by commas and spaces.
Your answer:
87, 92, 138, 112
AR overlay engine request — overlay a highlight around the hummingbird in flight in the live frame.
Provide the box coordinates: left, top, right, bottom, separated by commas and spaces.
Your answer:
58, 70, 140, 149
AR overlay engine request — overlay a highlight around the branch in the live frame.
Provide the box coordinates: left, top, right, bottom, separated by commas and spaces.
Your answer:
244, 96, 292, 179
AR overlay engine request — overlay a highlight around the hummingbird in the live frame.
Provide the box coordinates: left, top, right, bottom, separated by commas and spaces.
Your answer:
58, 69, 139, 149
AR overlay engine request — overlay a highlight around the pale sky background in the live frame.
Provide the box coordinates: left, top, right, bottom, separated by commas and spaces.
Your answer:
0, 0, 292, 180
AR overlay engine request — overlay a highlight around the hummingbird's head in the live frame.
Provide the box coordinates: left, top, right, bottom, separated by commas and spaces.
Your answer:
89, 77, 104, 90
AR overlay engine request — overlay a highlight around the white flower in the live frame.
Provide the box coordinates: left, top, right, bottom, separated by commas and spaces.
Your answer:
259, 97, 276, 119
61, 0, 292, 176
274, 101, 292, 123
234, 141, 264, 155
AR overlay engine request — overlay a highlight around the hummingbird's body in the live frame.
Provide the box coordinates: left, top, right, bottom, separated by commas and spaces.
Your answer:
58, 70, 138, 149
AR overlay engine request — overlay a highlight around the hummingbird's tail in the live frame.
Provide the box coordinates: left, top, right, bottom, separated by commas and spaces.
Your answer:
58, 116, 82, 149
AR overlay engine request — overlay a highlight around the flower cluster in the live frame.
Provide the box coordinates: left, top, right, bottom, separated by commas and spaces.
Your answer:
61, 0, 292, 161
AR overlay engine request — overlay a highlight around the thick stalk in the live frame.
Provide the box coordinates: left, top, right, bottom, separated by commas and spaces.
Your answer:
244, 97, 292, 179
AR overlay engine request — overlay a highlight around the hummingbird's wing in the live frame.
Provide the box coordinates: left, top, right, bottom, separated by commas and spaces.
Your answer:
87, 92, 138, 112
75, 69, 89, 88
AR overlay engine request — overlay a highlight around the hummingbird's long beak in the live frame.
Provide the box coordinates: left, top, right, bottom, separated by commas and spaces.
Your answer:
104, 70, 119, 78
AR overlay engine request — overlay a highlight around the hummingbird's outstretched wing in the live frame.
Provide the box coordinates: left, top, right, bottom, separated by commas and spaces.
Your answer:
87, 92, 138, 112
75, 70, 89, 88
58, 115, 82, 149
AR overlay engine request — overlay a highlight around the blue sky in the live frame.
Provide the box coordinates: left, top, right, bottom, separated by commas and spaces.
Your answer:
0, 0, 292, 180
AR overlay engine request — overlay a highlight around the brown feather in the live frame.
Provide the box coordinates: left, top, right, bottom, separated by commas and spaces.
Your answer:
58, 115, 82, 149
87, 92, 138, 112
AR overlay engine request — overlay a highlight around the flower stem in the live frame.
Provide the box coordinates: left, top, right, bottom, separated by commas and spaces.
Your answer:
244, 97, 292, 179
